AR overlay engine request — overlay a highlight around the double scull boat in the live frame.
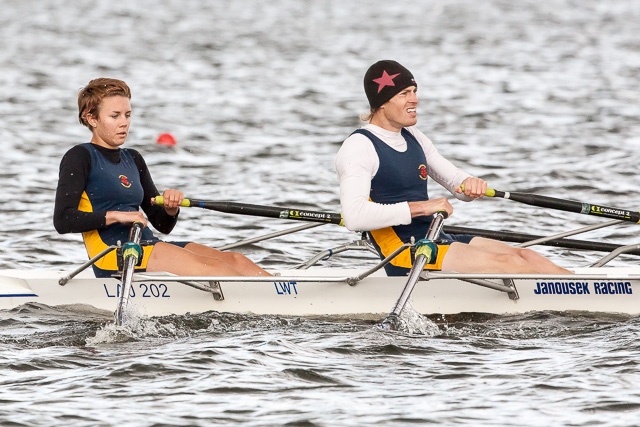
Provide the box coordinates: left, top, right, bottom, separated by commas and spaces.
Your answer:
1, 232, 639, 318
3, 188, 640, 320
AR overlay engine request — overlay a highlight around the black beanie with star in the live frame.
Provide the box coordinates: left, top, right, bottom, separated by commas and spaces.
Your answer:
364, 60, 417, 110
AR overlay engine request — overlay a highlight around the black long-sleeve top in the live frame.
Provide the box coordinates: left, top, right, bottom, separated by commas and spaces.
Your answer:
53, 144, 178, 236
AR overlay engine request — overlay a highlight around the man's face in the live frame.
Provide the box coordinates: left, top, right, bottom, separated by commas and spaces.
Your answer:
377, 86, 418, 132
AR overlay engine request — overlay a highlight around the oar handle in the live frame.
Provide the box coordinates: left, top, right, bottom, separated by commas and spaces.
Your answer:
459, 183, 496, 197
152, 196, 192, 207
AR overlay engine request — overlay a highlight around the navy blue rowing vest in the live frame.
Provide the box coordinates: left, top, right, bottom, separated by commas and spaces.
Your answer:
356, 127, 433, 235
354, 129, 474, 276
354, 128, 433, 275
78, 143, 159, 276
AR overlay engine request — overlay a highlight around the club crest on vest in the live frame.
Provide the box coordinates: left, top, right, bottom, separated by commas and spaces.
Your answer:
418, 164, 427, 181
119, 174, 132, 188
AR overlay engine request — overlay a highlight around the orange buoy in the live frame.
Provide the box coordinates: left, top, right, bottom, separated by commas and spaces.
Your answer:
156, 133, 177, 146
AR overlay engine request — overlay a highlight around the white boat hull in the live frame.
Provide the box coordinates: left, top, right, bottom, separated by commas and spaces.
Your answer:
1, 267, 639, 318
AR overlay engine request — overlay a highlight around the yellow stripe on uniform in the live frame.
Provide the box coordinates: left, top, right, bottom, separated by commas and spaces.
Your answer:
78, 191, 154, 271
369, 226, 450, 271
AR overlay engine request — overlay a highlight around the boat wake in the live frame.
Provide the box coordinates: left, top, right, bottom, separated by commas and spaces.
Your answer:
87, 305, 193, 346
2, 301, 636, 350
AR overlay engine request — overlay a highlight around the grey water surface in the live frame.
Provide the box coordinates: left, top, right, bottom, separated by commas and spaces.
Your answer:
1, 0, 640, 425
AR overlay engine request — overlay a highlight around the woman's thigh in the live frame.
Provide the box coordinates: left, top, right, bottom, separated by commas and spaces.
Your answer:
146, 242, 242, 275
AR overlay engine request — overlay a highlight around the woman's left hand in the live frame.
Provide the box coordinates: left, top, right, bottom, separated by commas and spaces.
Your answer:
161, 188, 184, 215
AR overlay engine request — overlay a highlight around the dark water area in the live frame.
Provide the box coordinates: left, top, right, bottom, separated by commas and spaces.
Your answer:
1, 0, 640, 425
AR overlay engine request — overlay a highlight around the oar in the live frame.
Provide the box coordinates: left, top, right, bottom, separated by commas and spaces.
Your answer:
154, 196, 638, 255
442, 225, 640, 256
466, 185, 640, 224
152, 196, 344, 226
114, 222, 144, 326
379, 211, 448, 331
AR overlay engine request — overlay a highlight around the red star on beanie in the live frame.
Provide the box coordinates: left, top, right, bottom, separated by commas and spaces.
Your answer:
373, 70, 401, 93
364, 60, 417, 110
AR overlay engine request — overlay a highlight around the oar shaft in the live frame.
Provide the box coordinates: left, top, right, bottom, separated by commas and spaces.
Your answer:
442, 225, 640, 255
486, 188, 640, 224
153, 196, 344, 226
389, 212, 446, 317
115, 222, 143, 326
389, 255, 428, 318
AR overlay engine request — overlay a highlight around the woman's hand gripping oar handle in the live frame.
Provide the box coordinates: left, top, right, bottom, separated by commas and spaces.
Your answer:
152, 196, 345, 225
379, 210, 448, 331
460, 184, 640, 224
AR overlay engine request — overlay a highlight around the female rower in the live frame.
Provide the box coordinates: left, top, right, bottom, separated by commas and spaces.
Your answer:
53, 77, 270, 278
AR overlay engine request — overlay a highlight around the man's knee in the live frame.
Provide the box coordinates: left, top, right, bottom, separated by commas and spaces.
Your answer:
513, 247, 540, 263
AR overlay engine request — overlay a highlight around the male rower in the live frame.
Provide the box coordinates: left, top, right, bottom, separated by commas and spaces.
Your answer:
335, 60, 572, 276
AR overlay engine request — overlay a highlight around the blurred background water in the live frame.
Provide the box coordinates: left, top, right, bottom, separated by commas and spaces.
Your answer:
1, 0, 640, 425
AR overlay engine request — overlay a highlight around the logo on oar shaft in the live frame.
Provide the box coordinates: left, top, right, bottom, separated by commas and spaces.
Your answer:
283, 209, 332, 222
590, 205, 631, 218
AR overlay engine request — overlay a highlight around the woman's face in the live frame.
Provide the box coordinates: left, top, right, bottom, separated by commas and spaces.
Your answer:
89, 95, 131, 148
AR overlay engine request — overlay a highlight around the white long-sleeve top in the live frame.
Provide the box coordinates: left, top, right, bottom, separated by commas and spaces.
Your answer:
335, 124, 473, 231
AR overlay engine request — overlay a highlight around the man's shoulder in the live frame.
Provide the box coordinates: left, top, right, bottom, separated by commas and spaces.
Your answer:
403, 125, 424, 137
403, 126, 433, 146
342, 129, 376, 148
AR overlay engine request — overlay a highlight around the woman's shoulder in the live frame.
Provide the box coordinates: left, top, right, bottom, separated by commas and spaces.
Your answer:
122, 146, 140, 154
121, 147, 144, 160
122, 147, 147, 163
62, 143, 92, 161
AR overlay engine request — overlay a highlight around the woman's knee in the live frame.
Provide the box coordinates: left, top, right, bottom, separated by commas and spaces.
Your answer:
492, 252, 532, 269
226, 251, 253, 266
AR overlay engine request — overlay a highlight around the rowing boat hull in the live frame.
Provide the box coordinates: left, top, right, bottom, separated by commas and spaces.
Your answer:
1, 268, 639, 317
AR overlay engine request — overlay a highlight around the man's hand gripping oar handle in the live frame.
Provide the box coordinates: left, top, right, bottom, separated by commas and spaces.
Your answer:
461, 184, 640, 224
